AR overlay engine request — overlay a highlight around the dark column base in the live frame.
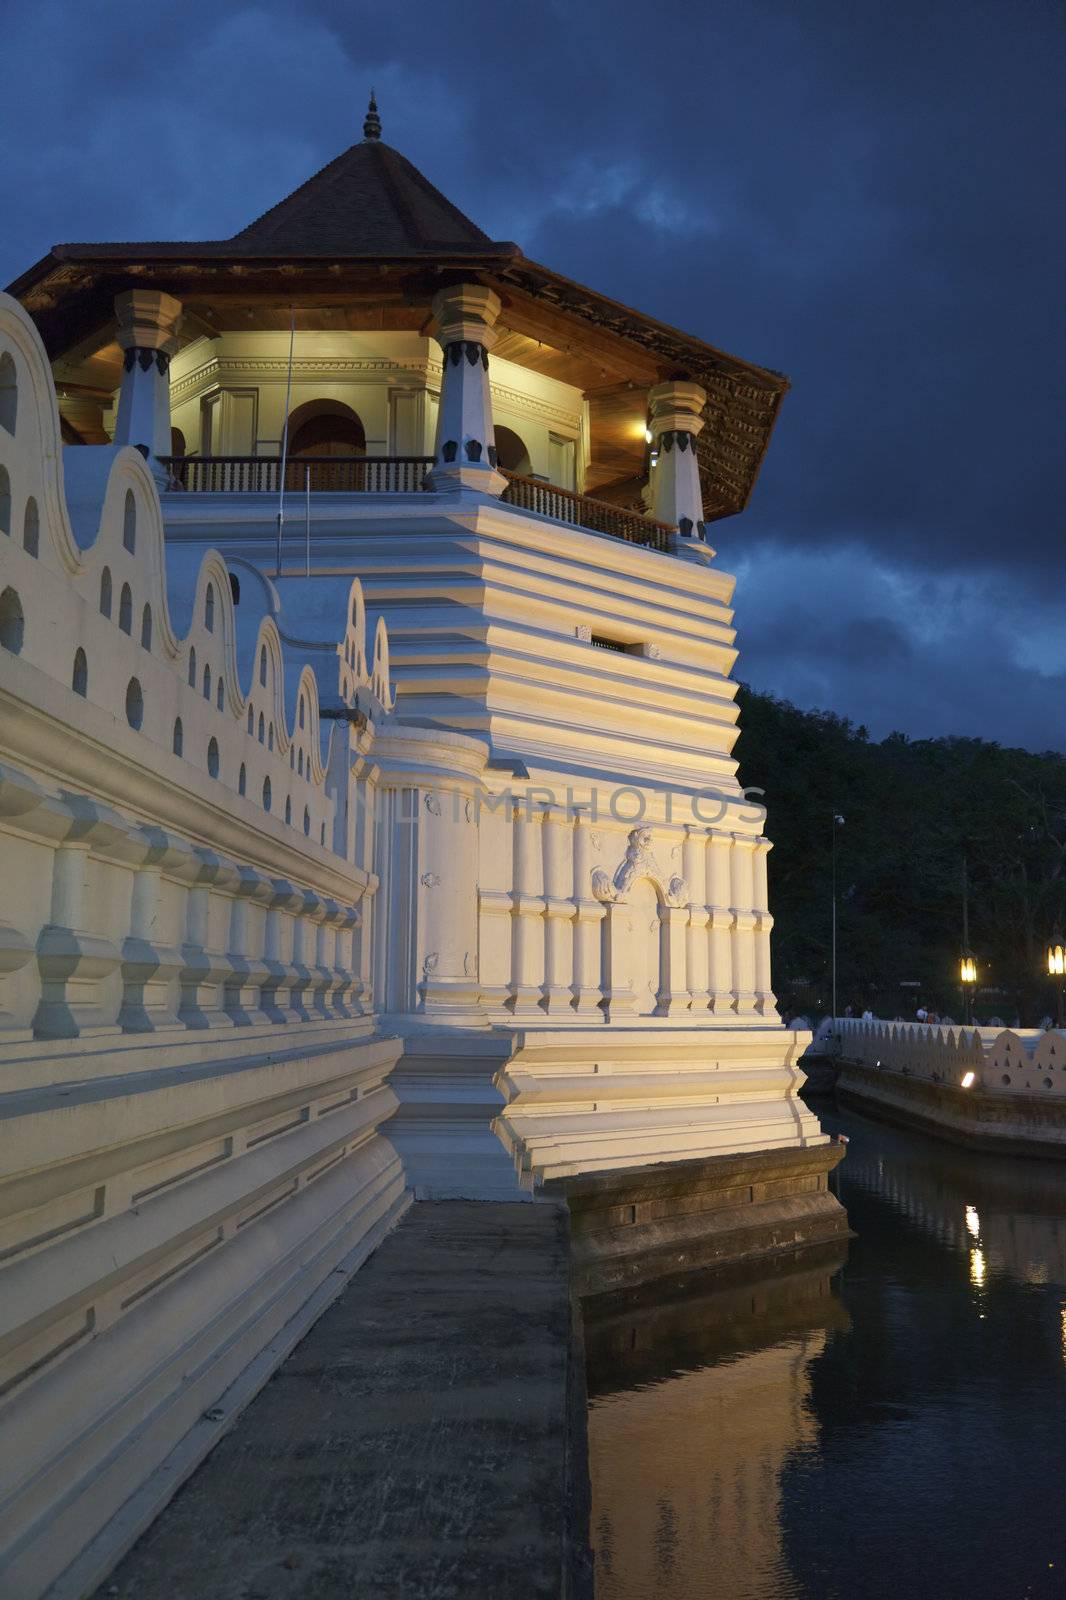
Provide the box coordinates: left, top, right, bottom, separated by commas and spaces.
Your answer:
544, 1142, 851, 1302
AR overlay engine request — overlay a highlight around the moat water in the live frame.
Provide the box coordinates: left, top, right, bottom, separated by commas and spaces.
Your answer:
585, 1102, 1066, 1600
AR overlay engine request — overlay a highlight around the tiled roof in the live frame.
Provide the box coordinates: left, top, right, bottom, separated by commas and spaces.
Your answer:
233, 138, 509, 256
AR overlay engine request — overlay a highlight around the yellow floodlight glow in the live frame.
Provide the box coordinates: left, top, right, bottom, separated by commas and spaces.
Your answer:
644, 426, 653, 445
1048, 942, 1065, 978
960, 955, 978, 985
961, 1070, 976, 1089
965, 1205, 980, 1238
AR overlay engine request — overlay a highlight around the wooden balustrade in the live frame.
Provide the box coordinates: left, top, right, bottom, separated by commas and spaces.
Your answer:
499, 471, 673, 552
160, 455, 434, 494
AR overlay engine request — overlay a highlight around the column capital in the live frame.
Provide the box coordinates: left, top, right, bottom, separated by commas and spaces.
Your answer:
648, 379, 708, 439
429, 283, 502, 353
114, 290, 183, 356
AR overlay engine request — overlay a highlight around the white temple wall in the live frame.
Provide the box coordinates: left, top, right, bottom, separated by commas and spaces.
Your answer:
0, 294, 407, 1600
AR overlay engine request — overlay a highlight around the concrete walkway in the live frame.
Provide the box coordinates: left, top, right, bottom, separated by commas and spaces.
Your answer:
93, 1202, 589, 1600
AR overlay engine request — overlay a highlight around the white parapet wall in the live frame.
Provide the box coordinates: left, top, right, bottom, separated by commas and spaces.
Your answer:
827, 1018, 1066, 1155
0, 294, 408, 1600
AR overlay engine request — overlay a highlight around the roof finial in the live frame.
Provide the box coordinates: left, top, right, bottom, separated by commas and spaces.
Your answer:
363, 90, 381, 142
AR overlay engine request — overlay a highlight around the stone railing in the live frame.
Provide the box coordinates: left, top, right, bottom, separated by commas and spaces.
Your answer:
0, 291, 407, 1600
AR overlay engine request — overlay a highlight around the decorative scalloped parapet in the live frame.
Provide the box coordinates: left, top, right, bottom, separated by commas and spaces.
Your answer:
0, 291, 395, 852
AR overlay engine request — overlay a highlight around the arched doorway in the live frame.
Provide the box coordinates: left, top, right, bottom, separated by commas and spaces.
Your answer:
494, 425, 532, 477
287, 400, 366, 458
285, 401, 366, 490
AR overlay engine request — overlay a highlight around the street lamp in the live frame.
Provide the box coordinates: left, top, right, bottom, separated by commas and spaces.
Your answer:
1047, 932, 1065, 1028
960, 953, 978, 1025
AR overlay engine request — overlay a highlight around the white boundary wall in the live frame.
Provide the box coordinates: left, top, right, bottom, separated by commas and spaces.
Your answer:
0, 294, 407, 1600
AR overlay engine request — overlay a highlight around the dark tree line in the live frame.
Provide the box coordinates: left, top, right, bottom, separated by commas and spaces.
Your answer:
734, 686, 1066, 1024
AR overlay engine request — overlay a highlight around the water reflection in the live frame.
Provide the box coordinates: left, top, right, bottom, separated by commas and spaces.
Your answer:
586, 1107, 1066, 1599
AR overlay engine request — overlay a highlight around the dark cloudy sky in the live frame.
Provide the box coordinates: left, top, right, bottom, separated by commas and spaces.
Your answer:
3, 0, 1063, 749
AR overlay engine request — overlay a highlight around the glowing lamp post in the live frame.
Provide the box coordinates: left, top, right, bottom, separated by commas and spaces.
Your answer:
959, 953, 977, 1025
1047, 934, 1065, 1028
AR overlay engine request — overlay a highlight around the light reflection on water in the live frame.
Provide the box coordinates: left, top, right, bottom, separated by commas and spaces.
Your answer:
585, 1105, 1066, 1600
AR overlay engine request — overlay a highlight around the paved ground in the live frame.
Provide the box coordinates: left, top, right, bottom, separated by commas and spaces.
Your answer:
94, 1202, 585, 1600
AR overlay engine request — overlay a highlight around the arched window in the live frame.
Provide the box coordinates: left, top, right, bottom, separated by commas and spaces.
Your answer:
99, 567, 112, 618
320, 822, 326, 845
289, 746, 295, 770
284, 796, 292, 825
494, 425, 533, 476
298, 696, 305, 730
0, 588, 24, 654
125, 677, 144, 730
173, 717, 184, 755
0, 351, 16, 435
188, 646, 197, 687
118, 583, 132, 634
238, 762, 247, 796
72, 647, 88, 696
170, 426, 186, 458
258, 712, 264, 743
268, 723, 274, 752
216, 678, 224, 711
122, 490, 136, 553
262, 776, 272, 811
0, 464, 11, 535
298, 750, 304, 777
259, 645, 267, 686
246, 705, 254, 734
203, 664, 211, 700
205, 583, 215, 632
140, 603, 152, 650
22, 497, 39, 557
303, 806, 310, 837
207, 737, 220, 778
229, 572, 240, 605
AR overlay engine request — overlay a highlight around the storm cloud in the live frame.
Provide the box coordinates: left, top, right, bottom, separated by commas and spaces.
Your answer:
2, 0, 1062, 745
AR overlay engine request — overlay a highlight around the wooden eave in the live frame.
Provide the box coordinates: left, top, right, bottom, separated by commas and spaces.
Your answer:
9, 245, 788, 522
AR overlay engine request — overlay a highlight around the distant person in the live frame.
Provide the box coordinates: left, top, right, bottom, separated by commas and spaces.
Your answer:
861, 1008, 874, 1021
916, 1007, 928, 1023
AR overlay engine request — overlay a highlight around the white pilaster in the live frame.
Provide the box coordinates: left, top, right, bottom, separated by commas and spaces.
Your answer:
541, 805, 574, 1013
753, 836, 777, 1016
730, 834, 759, 1016
510, 803, 545, 1014
706, 831, 736, 1017
570, 808, 605, 1014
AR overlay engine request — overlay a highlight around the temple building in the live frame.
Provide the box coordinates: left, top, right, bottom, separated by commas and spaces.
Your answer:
0, 98, 846, 1599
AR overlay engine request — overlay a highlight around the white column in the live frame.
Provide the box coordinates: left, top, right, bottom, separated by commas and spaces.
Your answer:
730, 834, 759, 1016
753, 837, 777, 1016
510, 803, 545, 1014
541, 805, 574, 1013
427, 283, 507, 495
706, 831, 736, 1017
648, 379, 709, 546
113, 290, 182, 465
261, 880, 300, 1023
570, 808, 605, 1014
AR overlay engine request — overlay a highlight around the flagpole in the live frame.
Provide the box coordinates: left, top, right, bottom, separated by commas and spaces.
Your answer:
275, 308, 296, 576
